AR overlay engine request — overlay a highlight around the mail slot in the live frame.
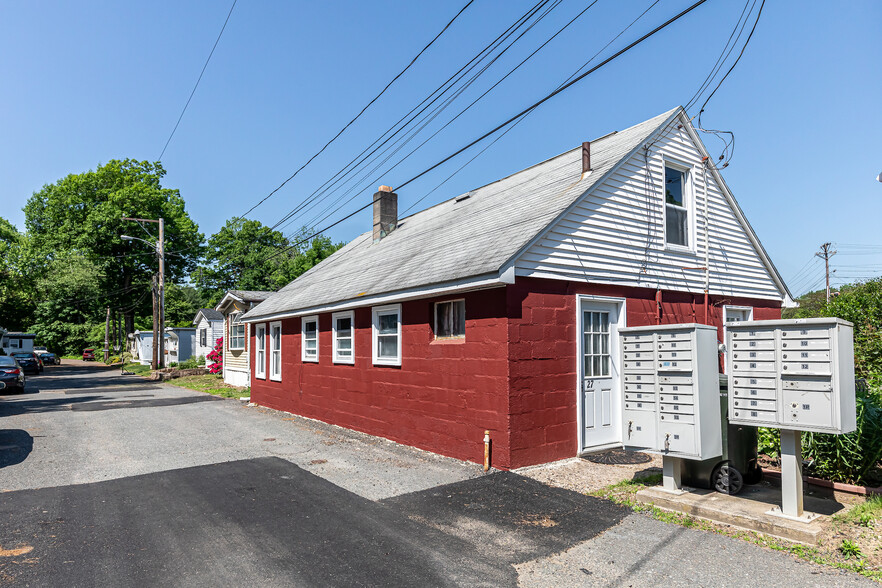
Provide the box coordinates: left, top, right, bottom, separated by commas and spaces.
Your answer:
658, 360, 693, 372
732, 398, 776, 411
727, 318, 855, 434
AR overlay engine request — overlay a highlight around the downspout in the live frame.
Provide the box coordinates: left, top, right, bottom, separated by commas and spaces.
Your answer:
703, 158, 711, 325
655, 289, 662, 325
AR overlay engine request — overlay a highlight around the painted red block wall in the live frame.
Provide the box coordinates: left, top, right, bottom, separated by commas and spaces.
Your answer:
250, 288, 514, 467
250, 276, 782, 470
505, 277, 782, 468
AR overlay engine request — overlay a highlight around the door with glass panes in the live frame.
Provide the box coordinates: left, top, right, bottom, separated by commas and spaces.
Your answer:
579, 300, 622, 450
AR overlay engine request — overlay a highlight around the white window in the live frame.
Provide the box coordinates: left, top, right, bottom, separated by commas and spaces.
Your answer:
332, 311, 355, 364
255, 324, 266, 379
229, 313, 246, 350
301, 315, 319, 362
199, 328, 207, 347
664, 164, 690, 248
270, 321, 282, 380
372, 304, 401, 366
434, 299, 465, 339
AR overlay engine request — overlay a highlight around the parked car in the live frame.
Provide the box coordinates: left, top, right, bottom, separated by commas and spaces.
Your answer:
41, 352, 59, 365
0, 356, 25, 393
82, 348, 95, 361
11, 352, 40, 375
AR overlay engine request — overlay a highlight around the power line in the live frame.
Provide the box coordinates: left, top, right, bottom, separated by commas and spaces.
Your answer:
401, 0, 663, 217
255, 0, 708, 270
696, 0, 765, 129
237, 0, 477, 220
287, 0, 572, 235
266, 0, 554, 235
393, 0, 712, 193
158, 0, 238, 161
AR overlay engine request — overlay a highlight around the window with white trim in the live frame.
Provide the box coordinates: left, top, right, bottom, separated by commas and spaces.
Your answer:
199, 328, 207, 347
301, 316, 318, 362
229, 313, 246, 350
270, 321, 282, 380
434, 299, 465, 339
332, 311, 355, 364
255, 324, 266, 379
372, 304, 401, 366
664, 165, 689, 247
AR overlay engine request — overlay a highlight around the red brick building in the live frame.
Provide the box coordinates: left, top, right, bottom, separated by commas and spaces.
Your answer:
242, 108, 792, 469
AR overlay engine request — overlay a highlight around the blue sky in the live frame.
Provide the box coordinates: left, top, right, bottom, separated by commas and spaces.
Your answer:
2, 0, 880, 296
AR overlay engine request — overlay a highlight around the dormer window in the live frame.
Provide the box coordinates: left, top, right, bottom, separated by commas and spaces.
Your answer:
664, 165, 689, 247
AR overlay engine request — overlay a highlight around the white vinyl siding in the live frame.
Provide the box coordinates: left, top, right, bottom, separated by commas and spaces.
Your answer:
270, 321, 282, 381
332, 311, 355, 364
255, 324, 266, 379
514, 117, 781, 301
372, 304, 401, 366
302, 316, 318, 362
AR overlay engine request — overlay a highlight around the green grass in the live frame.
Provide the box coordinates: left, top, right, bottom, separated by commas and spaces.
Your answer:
165, 374, 249, 399
834, 495, 882, 528
590, 474, 882, 582
123, 362, 152, 376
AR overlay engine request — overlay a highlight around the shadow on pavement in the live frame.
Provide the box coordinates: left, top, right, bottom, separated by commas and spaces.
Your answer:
0, 429, 33, 468
0, 396, 105, 416
0, 457, 511, 587
383, 471, 630, 565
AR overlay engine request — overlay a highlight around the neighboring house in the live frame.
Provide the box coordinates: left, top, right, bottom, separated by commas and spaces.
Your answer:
1, 332, 36, 355
216, 290, 273, 386
240, 107, 793, 470
129, 331, 153, 365
192, 308, 224, 359
129, 328, 197, 366
165, 328, 196, 365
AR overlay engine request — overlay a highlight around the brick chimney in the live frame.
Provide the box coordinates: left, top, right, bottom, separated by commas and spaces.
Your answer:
373, 185, 398, 242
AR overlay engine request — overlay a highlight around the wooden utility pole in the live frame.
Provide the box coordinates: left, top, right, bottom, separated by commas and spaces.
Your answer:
104, 307, 111, 363
121, 216, 166, 369
816, 243, 837, 303
158, 217, 165, 369
152, 275, 159, 370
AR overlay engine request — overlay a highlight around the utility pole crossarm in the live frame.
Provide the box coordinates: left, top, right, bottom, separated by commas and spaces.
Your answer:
815, 243, 837, 304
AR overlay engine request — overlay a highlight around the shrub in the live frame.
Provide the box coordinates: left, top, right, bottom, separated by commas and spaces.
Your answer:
178, 357, 200, 369
196, 354, 206, 366
169, 361, 178, 368
206, 337, 223, 374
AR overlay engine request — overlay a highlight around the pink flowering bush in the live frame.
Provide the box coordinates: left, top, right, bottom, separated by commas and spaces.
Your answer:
207, 337, 223, 374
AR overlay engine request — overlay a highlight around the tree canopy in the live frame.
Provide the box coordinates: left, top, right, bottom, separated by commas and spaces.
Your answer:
196, 218, 341, 304
23, 159, 204, 335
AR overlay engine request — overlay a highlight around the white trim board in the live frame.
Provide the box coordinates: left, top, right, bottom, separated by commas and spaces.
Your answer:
242, 274, 509, 323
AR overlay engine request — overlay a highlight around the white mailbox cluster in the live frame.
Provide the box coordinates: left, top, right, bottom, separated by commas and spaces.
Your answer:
620, 323, 722, 460
726, 318, 856, 434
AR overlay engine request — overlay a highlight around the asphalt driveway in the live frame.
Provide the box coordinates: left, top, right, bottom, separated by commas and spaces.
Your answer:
0, 363, 873, 586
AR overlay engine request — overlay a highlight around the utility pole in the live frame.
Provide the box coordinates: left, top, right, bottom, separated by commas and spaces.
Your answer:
152, 275, 159, 370
816, 242, 837, 303
158, 217, 165, 369
104, 306, 110, 363
121, 216, 166, 369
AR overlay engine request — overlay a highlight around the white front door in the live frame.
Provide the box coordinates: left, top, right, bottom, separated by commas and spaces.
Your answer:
579, 299, 623, 451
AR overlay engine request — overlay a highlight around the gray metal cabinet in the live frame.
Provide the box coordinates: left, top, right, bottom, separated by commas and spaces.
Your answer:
620, 324, 722, 460
726, 318, 856, 434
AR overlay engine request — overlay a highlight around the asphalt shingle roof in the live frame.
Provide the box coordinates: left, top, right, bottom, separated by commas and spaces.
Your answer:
196, 308, 223, 321
229, 290, 273, 303
243, 108, 680, 321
